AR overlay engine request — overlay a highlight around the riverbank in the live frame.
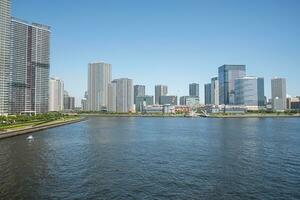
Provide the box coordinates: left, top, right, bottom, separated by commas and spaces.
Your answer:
0, 117, 85, 140
80, 113, 300, 118
207, 113, 300, 118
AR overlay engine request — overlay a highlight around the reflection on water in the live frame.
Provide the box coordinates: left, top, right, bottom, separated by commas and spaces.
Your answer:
0, 117, 300, 199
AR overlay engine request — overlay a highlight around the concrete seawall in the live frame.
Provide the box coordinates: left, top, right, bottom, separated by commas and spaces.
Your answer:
0, 118, 85, 140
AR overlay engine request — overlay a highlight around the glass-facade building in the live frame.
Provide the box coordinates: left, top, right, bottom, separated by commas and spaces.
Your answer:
10, 18, 50, 114
155, 85, 168, 105
234, 77, 265, 108
189, 83, 199, 97
134, 85, 145, 104
218, 65, 246, 105
0, 0, 11, 114
135, 95, 154, 112
160, 95, 177, 105
204, 83, 211, 105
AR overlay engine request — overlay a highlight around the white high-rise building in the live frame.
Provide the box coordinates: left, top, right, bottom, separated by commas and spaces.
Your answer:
49, 77, 64, 111
271, 77, 287, 111
0, 0, 11, 115
211, 77, 219, 105
87, 62, 112, 111
112, 78, 134, 113
108, 82, 117, 112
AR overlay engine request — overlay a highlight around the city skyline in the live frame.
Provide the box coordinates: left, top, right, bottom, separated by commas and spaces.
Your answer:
10, 0, 300, 106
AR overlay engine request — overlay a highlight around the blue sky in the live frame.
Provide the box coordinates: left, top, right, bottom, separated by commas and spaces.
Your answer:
13, 0, 300, 105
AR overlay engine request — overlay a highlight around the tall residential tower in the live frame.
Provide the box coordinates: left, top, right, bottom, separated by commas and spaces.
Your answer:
0, 0, 11, 114
10, 18, 51, 114
49, 77, 64, 111
189, 83, 199, 97
87, 62, 112, 111
271, 77, 286, 111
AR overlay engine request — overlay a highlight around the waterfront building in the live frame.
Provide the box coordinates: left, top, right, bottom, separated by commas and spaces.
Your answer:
107, 82, 117, 112
189, 83, 199, 97
271, 77, 286, 111
186, 97, 200, 108
87, 62, 111, 111
204, 83, 212, 105
112, 78, 134, 113
49, 77, 64, 111
175, 105, 191, 114
180, 96, 200, 107
0, 0, 11, 115
63, 91, 75, 110
163, 104, 176, 114
160, 95, 177, 105
81, 98, 88, 111
211, 77, 219, 105
234, 77, 265, 110
144, 105, 163, 114
290, 97, 300, 110
135, 95, 154, 112
10, 17, 51, 114
134, 85, 145, 104
155, 85, 168, 105
218, 65, 246, 105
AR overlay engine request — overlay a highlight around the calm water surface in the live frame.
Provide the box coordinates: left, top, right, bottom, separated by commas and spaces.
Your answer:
0, 117, 300, 199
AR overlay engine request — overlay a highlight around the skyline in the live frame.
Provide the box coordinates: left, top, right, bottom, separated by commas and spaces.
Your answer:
12, 0, 300, 106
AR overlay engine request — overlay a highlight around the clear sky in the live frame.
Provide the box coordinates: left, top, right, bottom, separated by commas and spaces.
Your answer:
12, 0, 300, 105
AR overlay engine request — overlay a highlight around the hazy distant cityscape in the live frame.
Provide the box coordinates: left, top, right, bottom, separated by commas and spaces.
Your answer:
1, 0, 300, 116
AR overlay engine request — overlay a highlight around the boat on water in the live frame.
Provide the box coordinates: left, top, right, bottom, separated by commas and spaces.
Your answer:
26, 135, 34, 141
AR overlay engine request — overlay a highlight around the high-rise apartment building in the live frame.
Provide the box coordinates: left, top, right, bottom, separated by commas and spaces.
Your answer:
189, 83, 199, 97
134, 85, 145, 104
271, 77, 287, 111
49, 77, 64, 111
204, 83, 212, 105
0, 0, 11, 114
108, 82, 117, 112
218, 65, 246, 105
63, 91, 75, 110
234, 77, 265, 110
155, 85, 168, 105
87, 62, 111, 111
10, 18, 50, 114
112, 78, 134, 113
211, 77, 219, 105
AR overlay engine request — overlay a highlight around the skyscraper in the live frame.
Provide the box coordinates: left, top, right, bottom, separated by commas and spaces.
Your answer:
189, 83, 199, 97
218, 65, 246, 105
10, 18, 51, 114
63, 90, 75, 110
112, 78, 134, 113
108, 82, 117, 112
134, 85, 145, 104
87, 62, 111, 111
271, 77, 287, 111
155, 85, 168, 105
49, 77, 64, 111
0, 0, 11, 114
234, 77, 265, 110
204, 83, 212, 105
211, 77, 219, 105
